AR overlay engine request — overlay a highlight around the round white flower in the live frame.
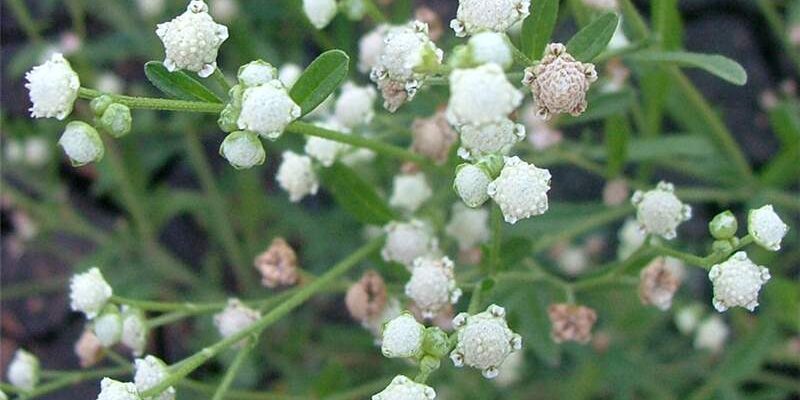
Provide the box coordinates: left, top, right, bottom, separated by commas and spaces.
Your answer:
389, 173, 433, 214
445, 203, 490, 250
631, 181, 692, 240
121, 307, 148, 356
458, 119, 525, 159
487, 156, 551, 224
447, 64, 523, 127
450, 0, 531, 37
303, 0, 338, 29
748, 205, 789, 251
156, 0, 229, 78
219, 131, 265, 169
381, 313, 425, 358
70, 267, 113, 319
694, 316, 728, 353
97, 378, 140, 400
8, 349, 40, 391
58, 121, 105, 166
522, 43, 597, 120
334, 82, 377, 128
25, 53, 80, 120
134, 356, 175, 400
237, 60, 277, 88
381, 220, 439, 269
276, 151, 319, 202
278, 63, 303, 89
213, 298, 261, 340
617, 218, 646, 259
708, 252, 771, 312
405, 257, 461, 318
454, 164, 492, 208
468, 32, 513, 69
93, 307, 123, 347
450, 304, 522, 379
237, 80, 301, 139
372, 375, 436, 400
359, 25, 389, 73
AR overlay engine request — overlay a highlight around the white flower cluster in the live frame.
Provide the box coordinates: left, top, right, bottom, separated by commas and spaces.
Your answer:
381, 220, 439, 269
405, 257, 462, 318
276, 151, 319, 202
708, 252, 770, 312
389, 172, 433, 214
523, 43, 597, 120
25, 53, 80, 120
450, 0, 531, 37
156, 0, 228, 77
70, 267, 113, 319
381, 313, 425, 358
450, 304, 522, 379
631, 181, 692, 240
7, 349, 40, 391
372, 375, 436, 400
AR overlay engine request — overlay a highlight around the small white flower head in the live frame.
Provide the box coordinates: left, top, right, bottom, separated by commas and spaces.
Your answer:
522, 43, 598, 120
467, 32, 513, 70
617, 218, 646, 260
453, 163, 492, 208
674, 304, 704, 335
487, 156, 551, 224
450, 0, 531, 37
631, 181, 692, 240
219, 131, 265, 169
303, 0, 338, 29
121, 307, 148, 356
405, 257, 462, 319
93, 305, 123, 347
155, 0, 228, 78
210, 0, 238, 22
381, 220, 439, 268
639, 257, 684, 311
97, 378, 141, 400
134, 356, 175, 400
450, 304, 522, 379
381, 313, 425, 358
58, 121, 105, 167
708, 252, 771, 312
694, 315, 728, 353
237, 80, 301, 140
457, 119, 525, 160
372, 375, 436, 400
213, 298, 261, 341
447, 64, 523, 127
25, 53, 80, 120
278, 63, 303, 89
236, 60, 277, 88
389, 172, 433, 214
305, 119, 351, 167
334, 82, 377, 128
359, 25, 389, 73
445, 203, 490, 250
748, 205, 789, 251
70, 267, 113, 319
8, 349, 40, 391
276, 151, 319, 202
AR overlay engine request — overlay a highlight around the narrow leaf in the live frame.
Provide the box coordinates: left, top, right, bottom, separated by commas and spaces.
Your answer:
521, 0, 559, 60
144, 61, 222, 103
319, 162, 396, 225
628, 51, 748, 85
289, 50, 350, 116
566, 12, 619, 61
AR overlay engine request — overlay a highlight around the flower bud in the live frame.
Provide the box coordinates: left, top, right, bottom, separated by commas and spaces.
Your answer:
93, 305, 123, 347
748, 204, 789, 251
381, 313, 425, 359
58, 121, 105, 166
7, 349, 40, 391
99, 103, 133, 138
254, 237, 299, 288
219, 131, 265, 169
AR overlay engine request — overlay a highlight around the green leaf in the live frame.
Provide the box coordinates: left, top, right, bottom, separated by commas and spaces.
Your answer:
143, 61, 223, 103
521, 0, 559, 60
289, 50, 350, 116
628, 51, 748, 85
566, 12, 619, 61
319, 162, 396, 225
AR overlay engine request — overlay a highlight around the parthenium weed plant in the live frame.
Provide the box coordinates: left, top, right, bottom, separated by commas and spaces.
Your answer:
2, 0, 799, 399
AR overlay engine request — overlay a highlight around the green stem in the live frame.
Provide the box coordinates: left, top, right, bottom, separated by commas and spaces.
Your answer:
211, 341, 255, 400
79, 88, 224, 113
140, 236, 384, 398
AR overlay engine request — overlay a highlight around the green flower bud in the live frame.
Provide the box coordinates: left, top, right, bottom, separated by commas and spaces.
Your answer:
421, 326, 450, 359
99, 103, 132, 138
58, 121, 104, 166
708, 210, 738, 240
219, 131, 266, 169
90, 95, 114, 116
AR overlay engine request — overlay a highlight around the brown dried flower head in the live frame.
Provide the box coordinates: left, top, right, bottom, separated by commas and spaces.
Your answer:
345, 270, 388, 322
548, 303, 598, 344
411, 111, 458, 165
74, 329, 105, 368
254, 237, 299, 288
639, 257, 684, 311
523, 43, 598, 120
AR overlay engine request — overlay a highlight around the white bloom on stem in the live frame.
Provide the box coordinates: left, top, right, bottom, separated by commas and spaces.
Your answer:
453, 163, 492, 208
708, 252, 770, 312
748, 205, 789, 251
631, 181, 692, 240
8, 349, 40, 391
487, 156, 551, 224
381, 313, 425, 358
359, 25, 389, 73
372, 375, 436, 400
237, 80, 301, 139
694, 315, 728, 353
334, 82, 377, 128
457, 119, 525, 160
447, 64, 523, 127
389, 172, 433, 213
450, 304, 522, 379
219, 131, 265, 169
134, 356, 175, 400
25, 53, 80, 120
70, 267, 113, 319
405, 257, 461, 319
58, 121, 105, 166
445, 203, 490, 250
214, 299, 261, 342
303, 0, 338, 29
121, 307, 148, 356
467, 32, 513, 69
450, 0, 530, 37
156, 0, 228, 78
381, 220, 439, 269
522, 43, 597, 120
276, 151, 319, 202
278, 63, 303, 89
97, 378, 140, 400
